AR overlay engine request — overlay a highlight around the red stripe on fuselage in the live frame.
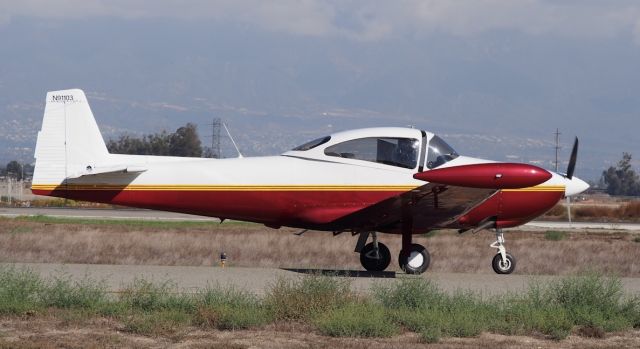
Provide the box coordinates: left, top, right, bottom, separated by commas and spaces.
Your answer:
31, 188, 564, 232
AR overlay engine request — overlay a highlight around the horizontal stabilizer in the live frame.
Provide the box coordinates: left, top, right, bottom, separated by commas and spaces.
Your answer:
67, 165, 147, 179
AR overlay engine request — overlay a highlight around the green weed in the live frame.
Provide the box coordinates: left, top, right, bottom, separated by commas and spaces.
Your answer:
122, 309, 191, 336
264, 275, 353, 320
0, 266, 43, 314
118, 279, 195, 312
194, 286, 269, 330
41, 273, 107, 310
544, 231, 567, 241
419, 326, 441, 343
373, 278, 443, 309
314, 302, 398, 337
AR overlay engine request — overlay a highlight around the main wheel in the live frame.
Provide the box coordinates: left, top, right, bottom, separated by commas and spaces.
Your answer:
492, 253, 516, 274
360, 242, 391, 272
398, 244, 430, 275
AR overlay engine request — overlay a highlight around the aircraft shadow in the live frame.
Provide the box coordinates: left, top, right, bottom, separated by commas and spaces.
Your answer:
281, 268, 396, 278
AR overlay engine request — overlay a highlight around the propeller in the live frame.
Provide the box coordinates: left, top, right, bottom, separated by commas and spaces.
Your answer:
566, 137, 578, 180
564, 137, 579, 224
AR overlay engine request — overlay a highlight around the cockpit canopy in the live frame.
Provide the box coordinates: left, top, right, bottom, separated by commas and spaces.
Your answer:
426, 135, 459, 169
288, 128, 459, 170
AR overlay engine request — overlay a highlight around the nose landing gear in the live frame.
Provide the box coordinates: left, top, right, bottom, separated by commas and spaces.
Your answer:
490, 229, 516, 274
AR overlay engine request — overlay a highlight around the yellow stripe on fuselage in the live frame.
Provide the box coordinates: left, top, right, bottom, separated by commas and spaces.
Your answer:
31, 184, 419, 192
501, 185, 565, 192
31, 184, 566, 192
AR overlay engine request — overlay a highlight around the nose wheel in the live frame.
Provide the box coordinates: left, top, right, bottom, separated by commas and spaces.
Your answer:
490, 229, 516, 274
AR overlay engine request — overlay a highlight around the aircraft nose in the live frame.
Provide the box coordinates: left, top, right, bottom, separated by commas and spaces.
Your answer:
565, 176, 589, 197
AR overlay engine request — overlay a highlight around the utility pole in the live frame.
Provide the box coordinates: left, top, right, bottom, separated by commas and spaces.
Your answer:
208, 118, 222, 159
554, 128, 561, 172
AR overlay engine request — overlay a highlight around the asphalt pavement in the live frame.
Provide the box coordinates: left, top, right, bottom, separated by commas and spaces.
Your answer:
3, 262, 640, 296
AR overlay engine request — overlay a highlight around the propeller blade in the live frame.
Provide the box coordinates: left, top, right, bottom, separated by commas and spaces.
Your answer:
566, 137, 578, 179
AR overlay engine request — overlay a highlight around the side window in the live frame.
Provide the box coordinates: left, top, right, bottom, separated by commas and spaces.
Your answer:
324, 137, 419, 169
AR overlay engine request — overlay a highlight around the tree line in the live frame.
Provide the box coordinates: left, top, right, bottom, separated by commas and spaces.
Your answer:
601, 152, 640, 196
107, 123, 203, 157
0, 161, 34, 181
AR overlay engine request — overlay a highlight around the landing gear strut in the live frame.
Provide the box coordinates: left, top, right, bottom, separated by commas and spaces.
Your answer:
358, 232, 391, 272
397, 199, 430, 275
490, 229, 516, 274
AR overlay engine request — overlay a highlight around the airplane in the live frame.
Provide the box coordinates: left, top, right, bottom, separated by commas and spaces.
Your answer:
31, 89, 590, 275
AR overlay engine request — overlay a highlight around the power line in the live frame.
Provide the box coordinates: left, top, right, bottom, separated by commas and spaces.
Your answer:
554, 128, 561, 172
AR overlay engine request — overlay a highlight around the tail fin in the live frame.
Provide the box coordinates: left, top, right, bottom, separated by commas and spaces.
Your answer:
33, 89, 110, 185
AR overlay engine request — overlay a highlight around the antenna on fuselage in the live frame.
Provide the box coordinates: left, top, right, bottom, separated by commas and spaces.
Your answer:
223, 123, 243, 158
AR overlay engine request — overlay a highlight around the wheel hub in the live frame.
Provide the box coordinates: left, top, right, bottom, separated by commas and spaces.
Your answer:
499, 259, 511, 271
407, 251, 424, 269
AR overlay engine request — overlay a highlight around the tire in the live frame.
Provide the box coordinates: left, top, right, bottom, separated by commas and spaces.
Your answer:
399, 244, 430, 275
360, 242, 391, 272
492, 253, 516, 274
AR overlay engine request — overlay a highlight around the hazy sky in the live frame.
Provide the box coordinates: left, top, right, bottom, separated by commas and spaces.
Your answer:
3, 1, 640, 42
0, 1, 639, 179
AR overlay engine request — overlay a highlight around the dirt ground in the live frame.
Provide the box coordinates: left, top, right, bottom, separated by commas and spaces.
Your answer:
1, 316, 640, 349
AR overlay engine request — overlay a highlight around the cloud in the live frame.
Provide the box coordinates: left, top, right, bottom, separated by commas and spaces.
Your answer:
2, 0, 640, 43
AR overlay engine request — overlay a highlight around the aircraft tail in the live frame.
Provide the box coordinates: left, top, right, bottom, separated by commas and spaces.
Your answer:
32, 89, 110, 185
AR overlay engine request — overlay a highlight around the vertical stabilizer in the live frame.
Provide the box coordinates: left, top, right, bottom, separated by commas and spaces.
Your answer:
33, 89, 109, 185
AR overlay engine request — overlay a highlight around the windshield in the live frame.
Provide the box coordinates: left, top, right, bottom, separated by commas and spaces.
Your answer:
426, 135, 459, 169
324, 137, 419, 169
292, 136, 331, 151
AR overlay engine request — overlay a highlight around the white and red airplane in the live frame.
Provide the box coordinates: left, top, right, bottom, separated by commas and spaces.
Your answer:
32, 89, 589, 274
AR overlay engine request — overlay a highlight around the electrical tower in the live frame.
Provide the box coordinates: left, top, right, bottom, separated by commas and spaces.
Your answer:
554, 128, 561, 172
209, 118, 222, 159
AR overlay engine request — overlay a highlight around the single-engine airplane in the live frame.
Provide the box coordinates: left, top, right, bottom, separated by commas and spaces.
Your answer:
32, 89, 589, 274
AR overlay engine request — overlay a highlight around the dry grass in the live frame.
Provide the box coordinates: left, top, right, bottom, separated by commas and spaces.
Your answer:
1, 217, 640, 276
544, 200, 640, 222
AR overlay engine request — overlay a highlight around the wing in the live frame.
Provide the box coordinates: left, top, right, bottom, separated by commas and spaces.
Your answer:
330, 183, 497, 233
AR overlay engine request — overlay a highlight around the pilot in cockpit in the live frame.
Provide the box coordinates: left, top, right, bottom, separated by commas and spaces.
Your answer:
393, 138, 418, 168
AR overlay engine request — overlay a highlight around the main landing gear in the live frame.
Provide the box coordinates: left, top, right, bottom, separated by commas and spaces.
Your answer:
490, 229, 516, 274
359, 232, 391, 272
356, 232, 430, 274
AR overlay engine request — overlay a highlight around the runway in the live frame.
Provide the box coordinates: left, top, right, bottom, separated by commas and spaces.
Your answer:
4, 262, 640, 295
2, 207, 639, 231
